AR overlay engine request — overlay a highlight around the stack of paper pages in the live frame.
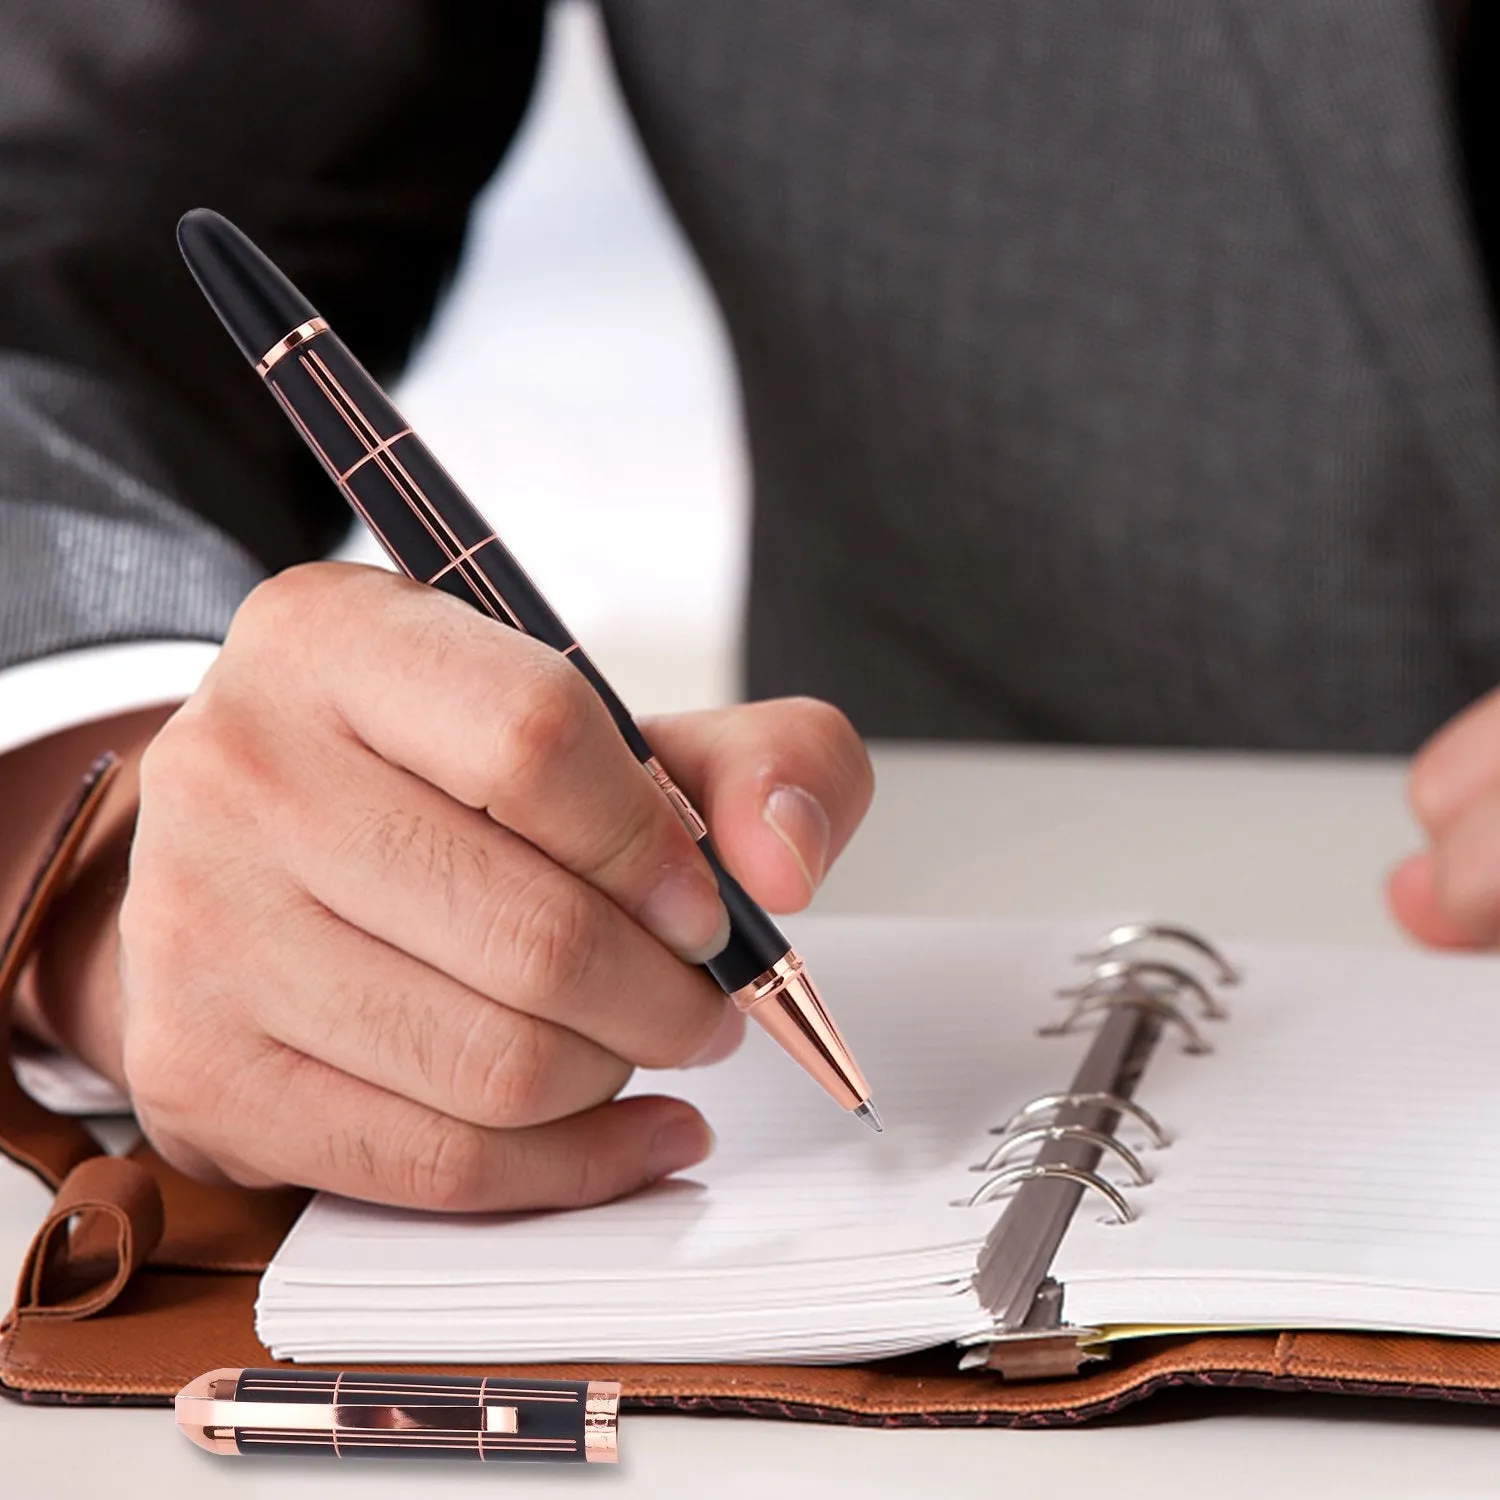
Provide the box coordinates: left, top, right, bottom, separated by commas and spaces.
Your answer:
259, 916, 1500, 1365
260, 919, 1071, 1363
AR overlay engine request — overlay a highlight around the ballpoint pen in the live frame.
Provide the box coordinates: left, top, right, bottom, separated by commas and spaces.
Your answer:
176, 209, 880, 1131
175, 1368, 619, 1463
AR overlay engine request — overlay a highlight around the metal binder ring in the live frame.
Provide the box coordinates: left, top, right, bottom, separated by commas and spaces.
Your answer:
956, 1162, 1135, 1223
993, 1091, 1171, 1148
1040, 989, 1212, 1054
1059, 959, 1227, 1020
970, 1124, 1150, 1184
1077, 922, 1241, 986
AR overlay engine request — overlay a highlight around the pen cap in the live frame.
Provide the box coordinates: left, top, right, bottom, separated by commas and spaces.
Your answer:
177, 209, 320, 365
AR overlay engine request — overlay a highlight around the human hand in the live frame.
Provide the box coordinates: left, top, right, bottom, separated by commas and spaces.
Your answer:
1389, 688, 1500, 946
37, 563, 873, 1209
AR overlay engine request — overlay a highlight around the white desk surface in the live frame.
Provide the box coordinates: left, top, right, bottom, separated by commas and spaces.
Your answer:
11, 743, 1500, 1500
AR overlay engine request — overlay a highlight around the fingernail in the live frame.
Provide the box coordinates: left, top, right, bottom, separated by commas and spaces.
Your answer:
686, 1005, 746, 1067
639, 869, 731, 964
647, 1115, 714, 1181
763, 785, 832, 898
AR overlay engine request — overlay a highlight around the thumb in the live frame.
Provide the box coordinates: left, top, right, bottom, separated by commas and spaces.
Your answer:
641, 698, 875, 914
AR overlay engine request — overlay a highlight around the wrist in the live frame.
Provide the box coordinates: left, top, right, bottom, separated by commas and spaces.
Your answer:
3, 705, 174, 1088
19, 802, 134, 1088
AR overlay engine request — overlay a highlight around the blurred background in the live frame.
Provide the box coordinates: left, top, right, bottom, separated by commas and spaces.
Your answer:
339, 0, 745, 714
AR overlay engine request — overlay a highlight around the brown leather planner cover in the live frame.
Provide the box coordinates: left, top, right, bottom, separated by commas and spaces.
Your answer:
6, 758, 1500, 1425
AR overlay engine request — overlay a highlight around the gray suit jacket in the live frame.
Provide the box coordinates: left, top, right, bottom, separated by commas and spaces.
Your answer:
2, 1, 1497, 752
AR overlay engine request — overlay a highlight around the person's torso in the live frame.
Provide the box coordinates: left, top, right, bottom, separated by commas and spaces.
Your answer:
602, 0, 1500, 750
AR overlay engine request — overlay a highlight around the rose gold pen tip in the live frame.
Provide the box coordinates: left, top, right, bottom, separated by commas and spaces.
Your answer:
855, 1101, 884, 1133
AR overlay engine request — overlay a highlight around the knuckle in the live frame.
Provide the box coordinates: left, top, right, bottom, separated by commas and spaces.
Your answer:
135, 711, 182, 792
136, 710, 208, 812
485, 660, 595, 799
482, 875, 597, 1013
462, 1012, 552, 1127
140, 696, 275, 825
402, 1118, 490, 1211
118, 873, 213, 1024
228, 564, 329, 650
121, 790, 271, 1003
225, 562, 385, 684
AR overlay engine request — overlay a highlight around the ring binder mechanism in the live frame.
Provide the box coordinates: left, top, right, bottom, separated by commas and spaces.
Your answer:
961, 1163, 1135, 1223
968, 1123, 1152, 1183
1059, 958, 1229, 1020
1040, 987, 1212, 1054
1076, 923, 1241, 986
956, 921, 1236, 1381
992, 1092, 1171, 1148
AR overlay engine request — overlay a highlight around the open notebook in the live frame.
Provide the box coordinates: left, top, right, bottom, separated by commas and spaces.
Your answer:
258, 916, 1500, 1370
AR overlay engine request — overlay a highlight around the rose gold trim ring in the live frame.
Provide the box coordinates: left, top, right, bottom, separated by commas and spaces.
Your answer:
730, 953, 871, 1110
256, 317, 330, 376
583, 1381, 620, 1463
731, 952, 807, 1011
644, 756, 708, 839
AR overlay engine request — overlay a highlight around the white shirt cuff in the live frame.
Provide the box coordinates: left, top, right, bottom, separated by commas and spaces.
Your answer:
0, 639, 219, 758
14, 1048, 131, 1116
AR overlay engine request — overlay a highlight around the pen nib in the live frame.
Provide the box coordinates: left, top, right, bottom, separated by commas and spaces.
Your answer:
854, 1100, 885, 1134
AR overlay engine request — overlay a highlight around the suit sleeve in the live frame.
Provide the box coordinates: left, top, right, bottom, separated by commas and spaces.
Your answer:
0, 0, 544, 672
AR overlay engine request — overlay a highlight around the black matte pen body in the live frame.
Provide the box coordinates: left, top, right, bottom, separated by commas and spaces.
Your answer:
177, 208, 878, 1127
176, 1368, 620, 1462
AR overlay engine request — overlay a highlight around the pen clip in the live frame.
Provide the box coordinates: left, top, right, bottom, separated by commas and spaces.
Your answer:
334, 1404, 519, 1433
177, 1391, 521, 1436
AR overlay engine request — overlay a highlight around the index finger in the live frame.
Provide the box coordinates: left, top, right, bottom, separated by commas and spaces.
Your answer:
232, 564, 729, 965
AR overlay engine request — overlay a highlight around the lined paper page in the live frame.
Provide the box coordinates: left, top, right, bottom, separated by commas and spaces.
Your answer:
261, 917, 1110, 1363
1055, 941, 1500, 1334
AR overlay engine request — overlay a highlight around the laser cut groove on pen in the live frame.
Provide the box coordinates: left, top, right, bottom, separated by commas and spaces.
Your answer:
425, 536, 498, 584
297, 349, 524, 630
337, 427, 413, 481
267, 383, 402, 566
